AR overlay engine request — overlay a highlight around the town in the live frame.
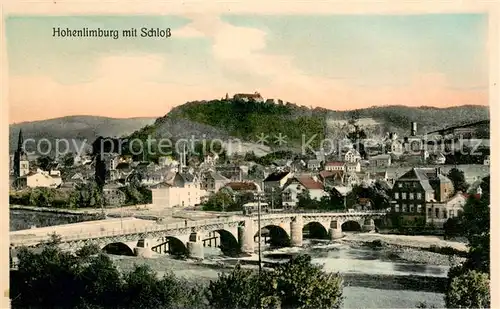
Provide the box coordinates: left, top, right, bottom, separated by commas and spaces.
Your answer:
9, 93, 490, 235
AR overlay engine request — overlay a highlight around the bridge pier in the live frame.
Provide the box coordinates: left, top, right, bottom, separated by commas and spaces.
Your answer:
328, 220, 343, 240
238, 219, 255, 255
187, 232, 204, 260
134, 238, 153, 258
290, 216, 303, 247
362, 218, 376, 232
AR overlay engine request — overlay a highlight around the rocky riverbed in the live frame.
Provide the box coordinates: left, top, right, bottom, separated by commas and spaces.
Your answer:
341, 233, 467, 267
109, 234, 461, 308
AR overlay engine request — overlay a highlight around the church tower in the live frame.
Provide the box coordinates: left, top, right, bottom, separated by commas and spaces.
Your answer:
13, 130, 29, 178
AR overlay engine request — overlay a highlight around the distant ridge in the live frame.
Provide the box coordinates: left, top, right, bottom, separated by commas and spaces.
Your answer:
10, 102, 489, 156
9, 115, 156, 154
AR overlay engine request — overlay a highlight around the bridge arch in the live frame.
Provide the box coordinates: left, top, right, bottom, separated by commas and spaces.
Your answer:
102, 242, 135, 256
151, 236, 188, 256
341, 220, 362, 232
302, 221, 329, 239
203, 229, 240, 257
255, 224, 290, 247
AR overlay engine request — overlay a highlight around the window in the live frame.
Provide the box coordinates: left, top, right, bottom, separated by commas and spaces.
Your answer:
413, 182, 417, 188
417, 204, 422, 213
402, 193, 407, 200
394, 192, 399, 199
409, 204, 414, 212
435, 208, 439, 218
394, 204, 400, 212
428, 208, 432, 216
417, 192, 422, 199
283, 192, 292, 202
443, 210, 448, 219
409, 193, 414, 200
449, 210, 455, 217
398, 183, 402, 188
402, 204, 407, 212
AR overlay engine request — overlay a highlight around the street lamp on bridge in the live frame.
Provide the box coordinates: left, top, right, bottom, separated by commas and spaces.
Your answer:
253, 190, 265, 274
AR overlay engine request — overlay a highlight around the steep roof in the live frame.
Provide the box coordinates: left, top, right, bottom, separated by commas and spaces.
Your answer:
204, 171, 227, 181
116, 162, 131, 170
325, 161, 345, 166
398, 168, 434, 192
180, 173, 196, 183
225, 182, 259, 191
319, 170, 344, 180
397, 167, 452, 192
370, 154, 391, 160
295, 176, 324, 190
264, 171, 290, 182
307, 159, 321, 165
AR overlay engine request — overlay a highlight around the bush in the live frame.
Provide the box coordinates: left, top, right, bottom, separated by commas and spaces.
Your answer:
445, 270, 490, 309
11, 244, 205, 309
207, 254, 343, 309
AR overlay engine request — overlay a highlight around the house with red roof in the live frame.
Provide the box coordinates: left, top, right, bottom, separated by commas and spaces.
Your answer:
319, 170, 346, 187
281, 176, 328, 208
219, 181, 260, 206
324, 161, 345, 172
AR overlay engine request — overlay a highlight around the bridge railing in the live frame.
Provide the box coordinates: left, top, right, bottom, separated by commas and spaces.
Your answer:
11, 216, 241, 246
258, 209, 388, 216
11, 211, 387, 246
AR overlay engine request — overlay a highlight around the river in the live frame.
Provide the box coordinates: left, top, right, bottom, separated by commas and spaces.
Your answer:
112, 234, 456, 308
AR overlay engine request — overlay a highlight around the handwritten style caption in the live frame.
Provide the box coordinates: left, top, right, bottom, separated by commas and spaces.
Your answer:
52, 27, 172, 40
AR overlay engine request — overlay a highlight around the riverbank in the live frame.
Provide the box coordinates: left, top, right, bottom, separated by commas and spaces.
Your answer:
341, 233, 467, 266
10, 206, 105, 231
109, 238, 449, 309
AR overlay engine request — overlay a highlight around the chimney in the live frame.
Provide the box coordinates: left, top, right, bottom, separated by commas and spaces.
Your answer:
411, 122, 417, 136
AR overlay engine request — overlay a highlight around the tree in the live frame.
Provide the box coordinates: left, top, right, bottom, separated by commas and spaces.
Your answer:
445, 270, 490, 309
202, 191, 238, 212
36, 155, 54, 171
11, 244, 206, 309
447, 168, 469, 193
206, 264, 262, 309
297, 189, 313, 209
443, 217, 463, 239
69, 181, 104, 208
62, 152, 75, 167
460, 182, 490, 273
206, 254, 343, 309
272, 255, 343, 309
444, 175, 490, 308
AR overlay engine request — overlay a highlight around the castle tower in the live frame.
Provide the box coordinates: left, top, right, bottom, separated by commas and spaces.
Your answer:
13, 130, 29, 178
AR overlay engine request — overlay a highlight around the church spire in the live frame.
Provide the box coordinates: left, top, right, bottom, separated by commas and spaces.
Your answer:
17, 129, 24, 151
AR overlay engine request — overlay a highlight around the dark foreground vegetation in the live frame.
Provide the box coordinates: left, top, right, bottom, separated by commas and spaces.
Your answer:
10, 175, 490, 309
11, 240, 343, 309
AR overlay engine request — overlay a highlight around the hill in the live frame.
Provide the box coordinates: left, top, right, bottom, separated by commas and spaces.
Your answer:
147, 99, 489, 143
9, 116, 156, 154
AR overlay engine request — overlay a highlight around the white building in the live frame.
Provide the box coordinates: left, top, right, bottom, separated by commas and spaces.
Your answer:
281, 176, 328, 208
426, 193, 468, 228
390, 140, 404, 155
345, 162, 361, 173
324, 162, 345, 172
344, 149, 361, 163
150, 173, 207, 208
17, 169, 62, 188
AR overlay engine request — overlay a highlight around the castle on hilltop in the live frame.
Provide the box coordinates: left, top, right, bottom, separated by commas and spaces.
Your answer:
230, 91, 264, 103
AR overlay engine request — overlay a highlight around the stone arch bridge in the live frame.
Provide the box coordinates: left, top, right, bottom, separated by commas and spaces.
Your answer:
10, 211, 386, 259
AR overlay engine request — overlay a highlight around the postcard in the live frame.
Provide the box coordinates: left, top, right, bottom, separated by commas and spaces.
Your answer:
2, 1, 497, 308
